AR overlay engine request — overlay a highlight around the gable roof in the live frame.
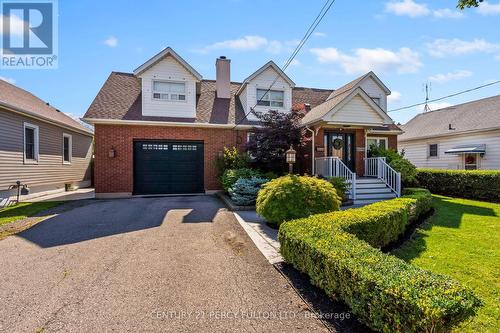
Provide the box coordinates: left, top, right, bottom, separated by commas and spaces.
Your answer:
399, 95, 500, 141
236, 61, 295, 95
133, 47, 203, 80
302, 86, 393, 126
326, 71, 390, 101
0, 80, 93, 135
83, 72, 332, 126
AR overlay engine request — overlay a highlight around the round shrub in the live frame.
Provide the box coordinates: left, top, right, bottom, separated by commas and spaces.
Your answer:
221, 168, 262, 192
389, 158, 417, 185
229, 177, 268, 206
256, 175, 341, 226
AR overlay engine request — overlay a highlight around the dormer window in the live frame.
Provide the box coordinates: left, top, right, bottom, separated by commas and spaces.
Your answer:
256, 89, 284, 108
371, 97, 381, 106
152, 80, 186, 101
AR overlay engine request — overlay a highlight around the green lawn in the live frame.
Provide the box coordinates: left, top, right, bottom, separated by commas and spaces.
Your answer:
393, 195, 500, 332
0, 202, 63, 226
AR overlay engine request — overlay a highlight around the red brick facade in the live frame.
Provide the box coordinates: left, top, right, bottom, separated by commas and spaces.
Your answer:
94, 124, 247, 194
94, 124, 398, 195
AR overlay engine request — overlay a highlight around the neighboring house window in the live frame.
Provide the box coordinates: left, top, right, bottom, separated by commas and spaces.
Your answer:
256, 89, 284, 108
247, 132, 255, 143
464, 154, 478, 170
23, 122, 39, 163
152, 81, 186, 101
371, 97, 381, 106
63, 133, 72, 164
429, 144, 438, 157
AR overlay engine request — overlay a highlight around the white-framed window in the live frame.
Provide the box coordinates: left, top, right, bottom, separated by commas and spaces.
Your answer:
152, 80, 186, 101
62, 133, 72, 164
246, 132, 255, 144
23, 122, 39, 164
428, 143, 438, 158
367, 137, 387, 150
256, 89, 284, 108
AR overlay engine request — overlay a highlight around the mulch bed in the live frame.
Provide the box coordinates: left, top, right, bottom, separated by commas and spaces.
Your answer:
274, 262, 371, 333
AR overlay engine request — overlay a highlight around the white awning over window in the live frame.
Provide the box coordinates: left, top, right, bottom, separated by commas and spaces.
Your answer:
444, 144, 486, 155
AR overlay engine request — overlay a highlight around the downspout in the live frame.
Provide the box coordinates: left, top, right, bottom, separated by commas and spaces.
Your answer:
306, 126, 316, 175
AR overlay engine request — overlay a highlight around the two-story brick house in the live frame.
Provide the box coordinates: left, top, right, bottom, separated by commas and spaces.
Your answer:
83, 47, 402, 200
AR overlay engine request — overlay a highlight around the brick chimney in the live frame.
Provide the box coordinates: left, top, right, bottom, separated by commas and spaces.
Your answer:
215, 56, 231, 99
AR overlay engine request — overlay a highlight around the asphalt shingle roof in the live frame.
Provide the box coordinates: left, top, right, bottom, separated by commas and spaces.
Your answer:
400, 95, 500, 141
84, 72, 333, 125
0, 79, 92, 134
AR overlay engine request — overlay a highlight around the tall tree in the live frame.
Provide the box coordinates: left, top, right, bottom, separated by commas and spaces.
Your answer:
457, 0, 483, 9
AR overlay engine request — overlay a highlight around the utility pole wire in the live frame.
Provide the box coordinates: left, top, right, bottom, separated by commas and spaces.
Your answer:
388, 79, 500, 113
232, 0, 336, 129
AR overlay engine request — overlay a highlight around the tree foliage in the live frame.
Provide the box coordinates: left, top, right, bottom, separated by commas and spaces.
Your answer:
457, 0, 483, 9
246, 110, 304, 172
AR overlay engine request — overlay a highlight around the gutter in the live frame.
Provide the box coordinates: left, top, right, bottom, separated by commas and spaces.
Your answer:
0, 101, 94, 137
82, 118, 257, 130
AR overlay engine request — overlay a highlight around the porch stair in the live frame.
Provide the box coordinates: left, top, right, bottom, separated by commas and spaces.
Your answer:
351, 177, 397, 205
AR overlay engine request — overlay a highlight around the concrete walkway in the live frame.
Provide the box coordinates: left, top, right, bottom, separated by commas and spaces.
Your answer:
27, 188, 95, 202
0, 195, 328, 332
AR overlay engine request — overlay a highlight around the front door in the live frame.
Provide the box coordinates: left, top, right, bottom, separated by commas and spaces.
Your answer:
324, 132, 355, 172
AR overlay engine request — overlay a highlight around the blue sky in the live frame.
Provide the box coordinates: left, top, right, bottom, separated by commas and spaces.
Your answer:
1, 0, 499, 124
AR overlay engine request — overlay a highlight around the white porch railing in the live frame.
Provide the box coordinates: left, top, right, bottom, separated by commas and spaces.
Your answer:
364, 157, 401, 197
315, 157, 356, 199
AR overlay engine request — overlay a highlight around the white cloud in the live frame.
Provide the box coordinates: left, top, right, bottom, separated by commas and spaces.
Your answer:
388, 91, 402, 103
477, 1, 500, 15
103, 36, 118, 47
428, 70, 473, 83
310, 47, 422, 74
313, 32, 327, 37
198, 35, 298, 54
0, 76, 16, 84
385, 0, 430, 17
427, 38, 500, 57
432, 8, 464, 18
0, 14, 25, 36
385, 1, 463, 18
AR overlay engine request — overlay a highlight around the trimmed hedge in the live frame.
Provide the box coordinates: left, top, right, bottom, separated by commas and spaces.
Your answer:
416, 169, 500, 203
279, 188, 481, 333
256, 175, 341, 227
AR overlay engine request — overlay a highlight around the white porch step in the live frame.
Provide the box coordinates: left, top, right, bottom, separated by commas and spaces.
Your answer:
356, 178, 386, 184
356, 192, 397, 200
356, 187, 393, 194
356, 182, 387, 189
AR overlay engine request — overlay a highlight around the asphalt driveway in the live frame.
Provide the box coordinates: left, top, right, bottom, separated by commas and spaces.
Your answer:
0, 195, 327, 332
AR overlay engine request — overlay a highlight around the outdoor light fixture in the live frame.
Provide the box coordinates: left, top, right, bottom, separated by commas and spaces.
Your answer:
108, 147, 116, 158
286, 145, 296, 174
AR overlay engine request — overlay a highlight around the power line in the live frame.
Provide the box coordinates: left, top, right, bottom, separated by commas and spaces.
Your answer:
388, 79, 500, 113
232, 0, 336, 129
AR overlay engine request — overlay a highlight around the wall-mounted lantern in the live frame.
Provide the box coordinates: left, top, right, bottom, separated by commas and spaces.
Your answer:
108, 147, 116, 158
286, 145, 296, 174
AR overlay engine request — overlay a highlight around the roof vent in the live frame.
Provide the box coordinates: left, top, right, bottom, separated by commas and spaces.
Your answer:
45, 102, 50, 106
449, 123, 456, 130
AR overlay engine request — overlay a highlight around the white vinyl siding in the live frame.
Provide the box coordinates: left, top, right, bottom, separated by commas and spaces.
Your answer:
399, 130, 500, 170
327, 95, 385, 125
241, 66, 292, 120
139, 55, 197, 118
359, 77, 387, 111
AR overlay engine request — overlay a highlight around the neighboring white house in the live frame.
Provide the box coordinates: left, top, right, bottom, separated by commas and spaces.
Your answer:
399, 95, 500, 170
